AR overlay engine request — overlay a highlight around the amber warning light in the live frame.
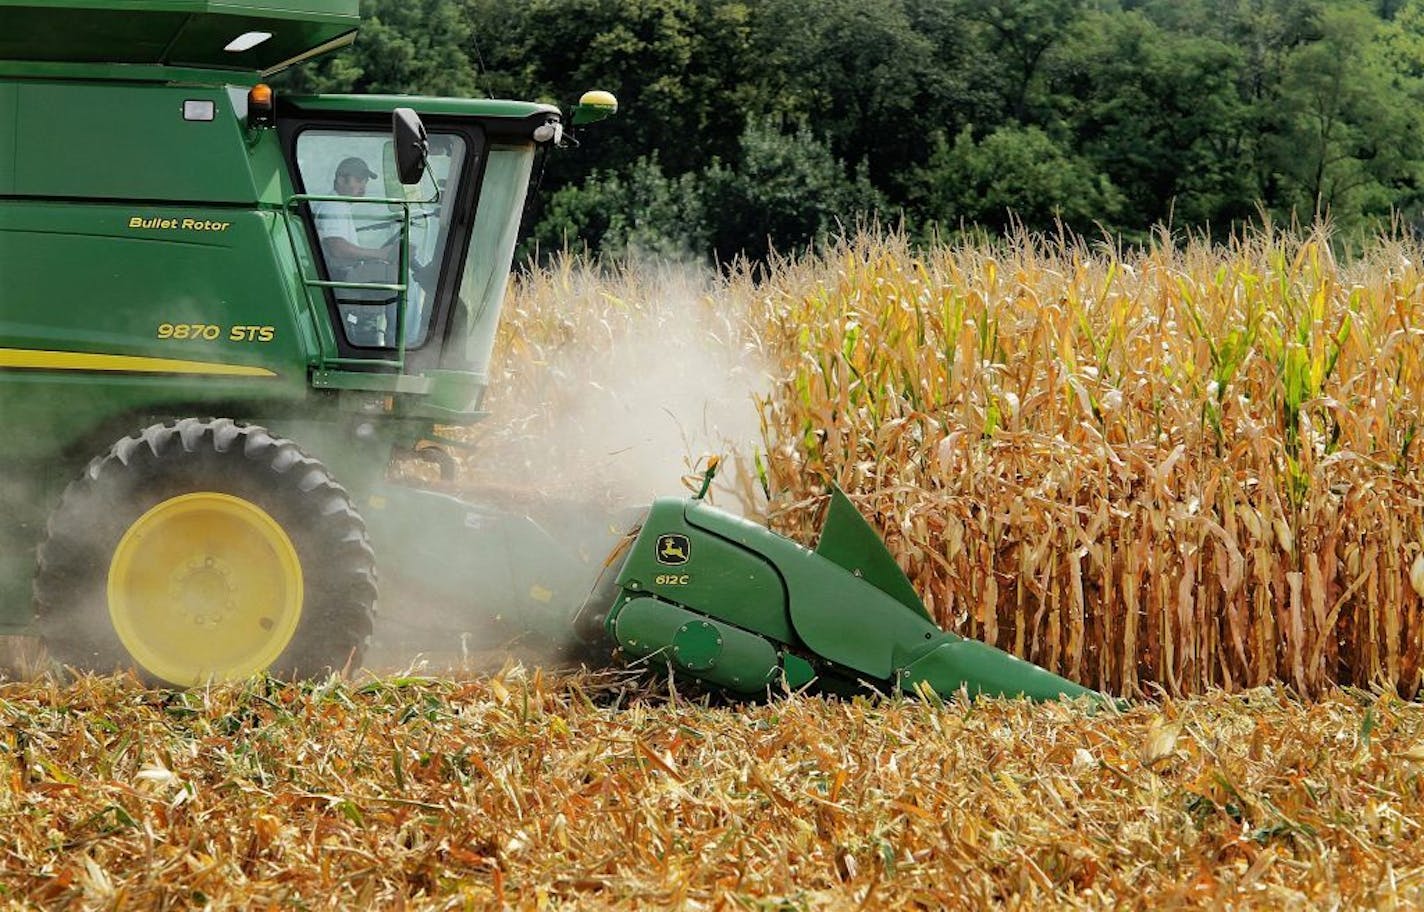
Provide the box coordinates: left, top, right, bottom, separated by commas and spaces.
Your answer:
249, 84, 274, 128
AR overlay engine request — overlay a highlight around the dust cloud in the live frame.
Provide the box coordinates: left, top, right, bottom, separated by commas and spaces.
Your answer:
363, 259, 777, 674
483, 259, 770, 510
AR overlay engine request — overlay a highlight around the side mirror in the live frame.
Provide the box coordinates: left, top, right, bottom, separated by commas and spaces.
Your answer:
392, 107, 428, 185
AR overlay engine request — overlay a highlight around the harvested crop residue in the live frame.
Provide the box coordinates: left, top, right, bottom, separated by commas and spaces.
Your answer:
2, 670, 1421, 909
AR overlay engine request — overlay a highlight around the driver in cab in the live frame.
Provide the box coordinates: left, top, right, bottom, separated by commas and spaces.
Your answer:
312, 156, 397, 272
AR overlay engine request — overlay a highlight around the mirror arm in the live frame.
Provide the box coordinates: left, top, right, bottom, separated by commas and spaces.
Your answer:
419, 147, 439, 204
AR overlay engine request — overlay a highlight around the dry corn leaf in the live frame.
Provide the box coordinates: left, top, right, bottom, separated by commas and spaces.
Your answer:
1141, 718, 1182, 767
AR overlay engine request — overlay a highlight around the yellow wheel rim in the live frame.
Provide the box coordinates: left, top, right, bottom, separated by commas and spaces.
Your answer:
107, 492, 304, 686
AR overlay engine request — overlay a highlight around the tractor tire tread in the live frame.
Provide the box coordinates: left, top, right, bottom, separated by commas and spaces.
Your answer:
34, 418, 377, 684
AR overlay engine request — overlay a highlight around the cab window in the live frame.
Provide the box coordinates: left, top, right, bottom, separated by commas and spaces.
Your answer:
295, 129, 467, 349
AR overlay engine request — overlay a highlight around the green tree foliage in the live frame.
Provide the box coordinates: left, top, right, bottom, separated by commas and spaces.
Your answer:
912, 126, 1122, 236
468, 0, 753, 177
743, 0, 947, 191
700, 118, 886, 263
1047, 11, 1251, 231
1267, 5, 1424, 230
529, 155, 708, 260
953, 0, 1088, 122
530, 119, 883, 263
280, 0, 478, 96
283, 0, 1424, 259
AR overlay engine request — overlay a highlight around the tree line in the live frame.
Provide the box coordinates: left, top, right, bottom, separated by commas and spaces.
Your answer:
282, 0, 1424, 262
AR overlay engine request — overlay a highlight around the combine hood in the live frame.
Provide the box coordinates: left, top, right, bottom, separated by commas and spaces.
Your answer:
0, 1, 359, 74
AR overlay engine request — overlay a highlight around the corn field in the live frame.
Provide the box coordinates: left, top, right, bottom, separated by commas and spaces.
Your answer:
477, 228, 1424, 698
10, 230, 1424, 909
6, 671, 1424, 909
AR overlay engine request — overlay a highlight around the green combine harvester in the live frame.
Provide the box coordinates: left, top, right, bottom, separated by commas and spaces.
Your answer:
0, 0, 1095, 702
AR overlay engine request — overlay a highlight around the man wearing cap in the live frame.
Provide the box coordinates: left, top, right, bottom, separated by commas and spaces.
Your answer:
312, 156, 397, 266
312, 156, 404, 347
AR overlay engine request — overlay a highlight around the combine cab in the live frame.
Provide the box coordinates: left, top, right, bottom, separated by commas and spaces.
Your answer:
0, 1, 1095, 702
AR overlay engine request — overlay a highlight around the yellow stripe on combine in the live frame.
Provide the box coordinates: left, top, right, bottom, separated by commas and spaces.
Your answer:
0, 348, 276, 377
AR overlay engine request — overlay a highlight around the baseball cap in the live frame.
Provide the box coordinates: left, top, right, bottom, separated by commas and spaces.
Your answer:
336, 157, 377, 179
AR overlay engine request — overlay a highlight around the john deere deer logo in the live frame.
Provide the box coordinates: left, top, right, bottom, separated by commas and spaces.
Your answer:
655, 533, 690, 565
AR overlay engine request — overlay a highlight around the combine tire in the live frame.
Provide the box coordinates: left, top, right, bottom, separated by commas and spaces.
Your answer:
34, 419, 377, 686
